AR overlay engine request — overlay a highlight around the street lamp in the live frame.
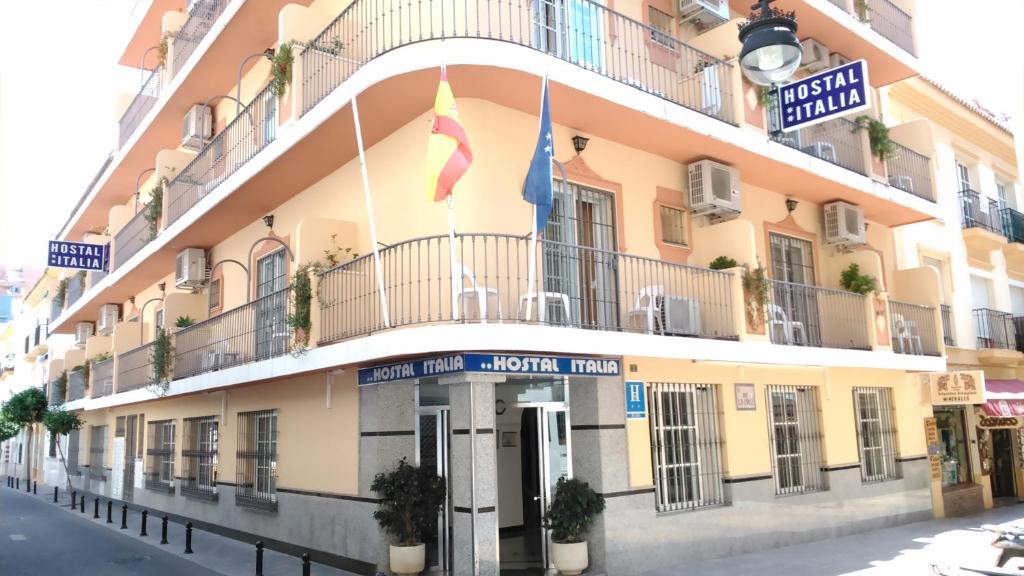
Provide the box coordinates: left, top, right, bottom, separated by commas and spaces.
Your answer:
737, 0, 802, 87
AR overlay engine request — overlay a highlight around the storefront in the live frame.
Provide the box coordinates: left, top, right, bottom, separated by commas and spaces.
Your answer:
979, 380, 1024, 503
923, 371, 987, 517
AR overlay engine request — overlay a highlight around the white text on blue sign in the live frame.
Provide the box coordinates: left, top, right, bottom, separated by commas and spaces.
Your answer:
47, 241, 108, 272
780, 60, 870, 133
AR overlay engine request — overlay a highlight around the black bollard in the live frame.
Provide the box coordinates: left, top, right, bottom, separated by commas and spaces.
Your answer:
120, 504, 128, 530
32, 481, 36, 494
255, 541, 264, 576
184, 522, 193, 554
71, 491, 77, 508
140, 510, 148, 537
106, 500, 113, 524
301, 553, 311, 576
80, 495, 85, 513
53, 486, 58, 503
94, 497, 100, 519
160, 516, 168, 545
26, 479, 31, 493
16, 477, 19, 490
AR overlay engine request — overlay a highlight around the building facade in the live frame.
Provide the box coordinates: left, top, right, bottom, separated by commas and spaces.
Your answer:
9, 0, 1020, 574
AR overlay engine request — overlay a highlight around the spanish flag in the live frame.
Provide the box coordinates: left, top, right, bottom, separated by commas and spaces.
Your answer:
426, 71, 473, 202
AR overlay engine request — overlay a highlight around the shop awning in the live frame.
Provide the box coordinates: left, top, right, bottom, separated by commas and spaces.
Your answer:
982, 379, 1024, 416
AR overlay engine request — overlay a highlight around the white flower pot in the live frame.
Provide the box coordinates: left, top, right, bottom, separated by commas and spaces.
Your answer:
551, 540, 589, 576
389, 543, 425, 576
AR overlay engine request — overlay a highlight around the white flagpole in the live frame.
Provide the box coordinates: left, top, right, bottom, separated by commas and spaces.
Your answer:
448, 194, 459, 321
525, 207, 538, 322
352, 95, 391, 328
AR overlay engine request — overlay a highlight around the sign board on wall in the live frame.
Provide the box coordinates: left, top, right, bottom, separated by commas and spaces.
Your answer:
923, 371, 985, 405
358, 353, 621, 385
976, 414, 1024, 429
924, 417, 941, 481
625, 381, 646, 419
47, 240, 109, 272
735, 383, 756, 411
779, 59, 871, 133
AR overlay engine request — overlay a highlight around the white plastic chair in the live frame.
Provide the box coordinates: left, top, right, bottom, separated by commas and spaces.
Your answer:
453, 263, 501, 322
803, 141, 837, 164
889, 174, 914, 193
893, 313, 923, 355
628, 285, 665, 334
767, 303, 807, 345
519, 292, 571, 325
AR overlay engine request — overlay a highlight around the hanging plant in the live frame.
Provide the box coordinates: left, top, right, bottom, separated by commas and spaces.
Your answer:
854, 115, 898, 161
855, 0, 872, 23
55, 278, 68, 308
742, 264, 770, 331
839, 263, 877, 295
269, 41, 296, 98
72, 363, 90, 385
145, 179, 164, 239
149, 328, 174, 394
156, 31, 175, 69
287, 265, 313, 349
54, 371, 68, 400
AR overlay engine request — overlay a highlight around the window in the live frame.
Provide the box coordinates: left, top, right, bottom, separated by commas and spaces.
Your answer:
659, 205, 687, 246
208, 278, 222, 311
182, 416, 219, 500
997, 181, 1011, 210
648, 383, 725, 511
766, 385, 825, 495
236, 409, 277, 510
154, 308, 165, 339
648, 6, 675, 48
956, 161, 973, 192
89, 425, 107, 480
853, 388, 900, 482
262, 90, 278, 146
145, 420, 176, 493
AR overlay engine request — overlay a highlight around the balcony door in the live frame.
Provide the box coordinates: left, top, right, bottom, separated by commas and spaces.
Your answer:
769, 233, 820, 346
543, 181, 618, 330
255, 249, 288, 360
532, 0, 605, 71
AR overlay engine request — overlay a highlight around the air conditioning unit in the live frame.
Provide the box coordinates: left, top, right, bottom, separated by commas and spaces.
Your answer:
688, 159, 741, 217
97, 304, 120, 336
830, 52, 852, 68
74, 321, 94, 347
176, 248, 208, 289
823, 201, 866, 246
182, 104, 213, 151
799, 39, 830, 73
678, 0, 729, 27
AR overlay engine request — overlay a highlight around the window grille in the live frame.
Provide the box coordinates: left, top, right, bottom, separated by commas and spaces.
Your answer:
236, 409, 277, 511
659, 206, 687, 246
766, 385, 826, 495
853, 387, 900, 482
89, 425, 107, 480
208, 278, 222, 310
182, 416, 219, 500
145, 420, 176, 492
648, 383, 725, 511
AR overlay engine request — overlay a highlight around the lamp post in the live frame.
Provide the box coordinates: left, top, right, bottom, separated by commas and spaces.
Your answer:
737, 0, 802, 87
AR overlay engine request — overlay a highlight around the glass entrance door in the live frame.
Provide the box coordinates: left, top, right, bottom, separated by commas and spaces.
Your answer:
519, 406, 571, 571
417, 409, 451, 572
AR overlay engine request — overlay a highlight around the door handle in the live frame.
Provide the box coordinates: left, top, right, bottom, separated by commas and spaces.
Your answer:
532, 496, 542, 502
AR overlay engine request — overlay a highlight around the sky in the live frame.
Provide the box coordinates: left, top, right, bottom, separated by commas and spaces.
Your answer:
0, 0, 1021, 271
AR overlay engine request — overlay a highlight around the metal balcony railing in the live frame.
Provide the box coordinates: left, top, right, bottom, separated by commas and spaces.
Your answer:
113, 206, 155, 271
66, 275, 85, 310
771, 117, 866, 175
1001, 207, 1024, 245
51, 298, 63, 320
117, 342, 155, 393
173, 287, 293, 379
766, 280, 870, 350
171, 0, 230, 78
118, 69, 161, 149
940, 304, 955, 347
67, 369, 87, 402
48, 377, 65, 406
960, 190, 1003, 235
974, 308, 1016, 351
88, 267, 108, 289
91, 358, 114, 398
302, 0, 735, 124
889, 300, 939, 356
865, 0, 915, 55
1015, 317, 1024, 354
317, 233, 737, 345
166, 83, 278, 227
886, 142, 933, 202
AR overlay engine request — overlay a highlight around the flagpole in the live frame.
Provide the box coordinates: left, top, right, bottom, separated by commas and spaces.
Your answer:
352, 95, 391, 328
525, 207, 538, 322
448, 194, 459, 321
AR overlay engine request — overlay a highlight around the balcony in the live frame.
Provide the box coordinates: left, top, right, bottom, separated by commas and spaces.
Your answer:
888, 300, 939, 356
171, 0, 231, 78
117, 342, 155, 393
88, 267, 108, 289
940, 304, 955, 347
113, 207, 154, 272
91, 358, 114, 399
864, 0, 915, 56
974, 308, 1022, 364
960, 190, 1007, 257
765, 279, 869, 350
1001, 207, 1024, 269
48, 376, 66, 406
118, 69, 161, 149
66, 274, 86, 310
317, 233, 738, 345
67, 369, 87, 402
771, 117, 866, 176
173, 287, 292, 379
885, 141, 933, 202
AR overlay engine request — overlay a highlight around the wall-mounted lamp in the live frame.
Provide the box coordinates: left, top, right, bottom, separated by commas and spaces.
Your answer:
158, 282, 166, 295
129, 296, 136, 307
785, 198, 798, 214
864, 222, 870, 233
572, 136, 589, 155
263, 214, 275, 230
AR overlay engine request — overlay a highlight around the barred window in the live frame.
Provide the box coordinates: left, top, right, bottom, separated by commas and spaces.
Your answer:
182, 416, 219, 500
208, 278, 222, 311
145, 420, 176, 493
767, 385, 826, 495
648, 6, 675, 48
659, 205, 687, 246
89, 425, 107, 480
853, 387, 900, 483
236, 409, 277, 511
649, 383, 725, 511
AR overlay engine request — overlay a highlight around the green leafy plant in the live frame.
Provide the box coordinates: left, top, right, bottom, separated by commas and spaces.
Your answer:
269, 41, 296, 98
157, 31, 175, 69
145, 180, 164, 239
53, 371, 68, 401
76, 270, 87, 286
0, 415, 18, 443
288, 265, 313, 348
371, 458, 447, 547
149, 328, 174, 393
543, 477, 606, 544
55, 278, 68, 308
91, 352, 112, 364
709, 256, 738, 270
43, 407, 84, 492
853, 115, 897, 161
1, 388, 48, 488
855, 0, 872, 23
175, 315, 196, 328
756, 85, 775, 108
742, 263, 770, 331
72, 363, 90, 385
693, 55, 715, 74
839, 263, 877, 295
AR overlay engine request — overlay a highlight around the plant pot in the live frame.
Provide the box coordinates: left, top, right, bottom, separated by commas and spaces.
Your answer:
389, 543, 425, 576
551, 540, 588, 576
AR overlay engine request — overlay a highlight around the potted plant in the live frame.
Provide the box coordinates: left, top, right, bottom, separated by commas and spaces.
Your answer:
543, 477, 606, 576
709, 256, 738, 270
269, 41, 296, 98
371, 458, 446, 576
839, 263, 877, 295
853, 115, 897, 161
742, 263, 770, 332
173, 315, 196, 333
145, 180, 164, 240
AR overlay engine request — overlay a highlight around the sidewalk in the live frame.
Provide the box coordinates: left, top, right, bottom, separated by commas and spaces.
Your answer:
643, 503, 1024, 576
11, 480, 361, 576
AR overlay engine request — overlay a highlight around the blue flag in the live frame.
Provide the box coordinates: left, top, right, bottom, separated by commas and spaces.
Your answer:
523, 78, 554, 234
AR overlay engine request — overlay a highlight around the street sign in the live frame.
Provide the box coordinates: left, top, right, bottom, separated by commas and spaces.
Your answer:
779, 59, 871, 133
47, 240, 108, 272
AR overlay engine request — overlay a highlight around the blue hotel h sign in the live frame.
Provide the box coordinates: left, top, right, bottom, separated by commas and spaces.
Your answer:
778, 59, 871, 133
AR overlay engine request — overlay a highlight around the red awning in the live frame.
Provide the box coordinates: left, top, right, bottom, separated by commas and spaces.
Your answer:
982, 379, 1024, 416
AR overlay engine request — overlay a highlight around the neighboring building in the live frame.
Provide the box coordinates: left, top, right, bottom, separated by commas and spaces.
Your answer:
21, 0, 1011, 574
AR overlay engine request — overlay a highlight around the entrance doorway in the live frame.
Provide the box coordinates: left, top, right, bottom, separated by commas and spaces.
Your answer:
991, 429, 1017, 498
496, 378, 571, 575
416, 378, 452, 573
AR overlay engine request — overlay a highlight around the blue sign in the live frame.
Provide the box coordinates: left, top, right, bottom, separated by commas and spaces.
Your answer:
779, 59, 870, 133
358, 353, 621, 385
625, 381, 646, 419
47, 240, 109, 272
